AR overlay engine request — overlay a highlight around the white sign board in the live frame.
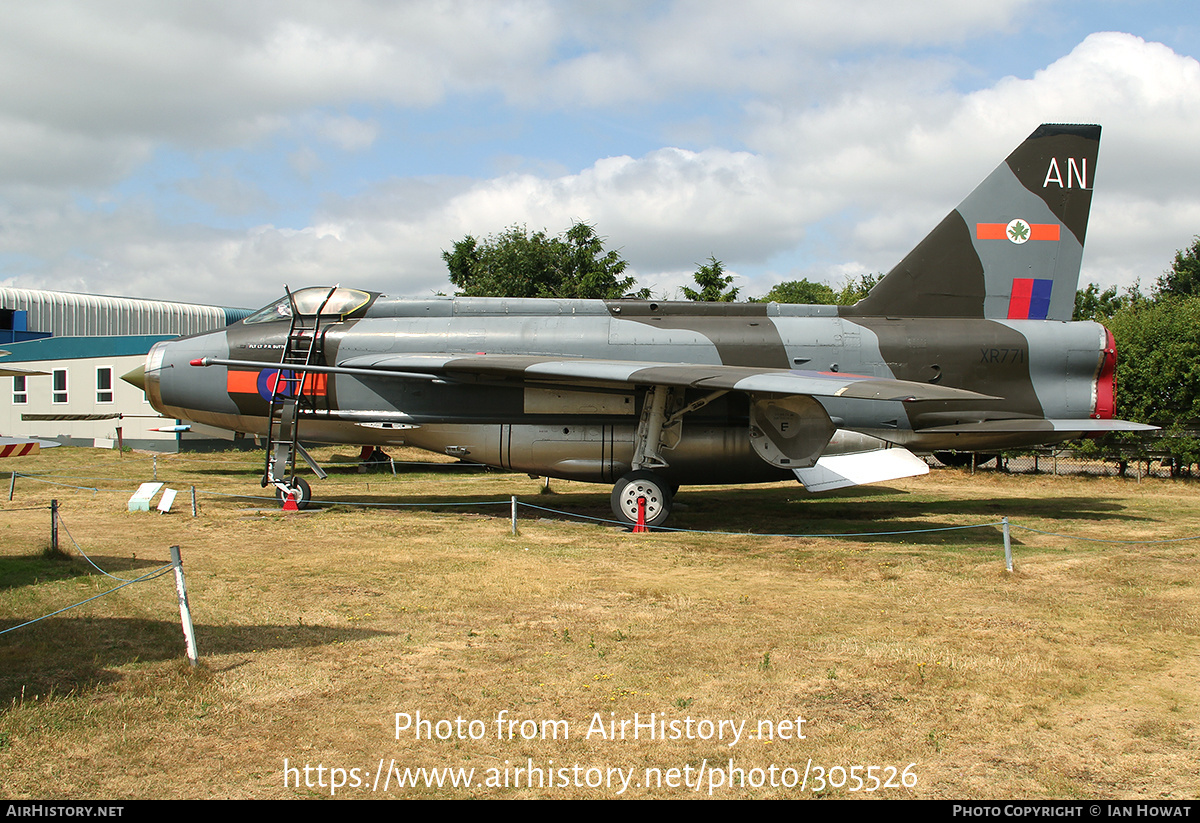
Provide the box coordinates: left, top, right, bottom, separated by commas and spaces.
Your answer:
128, 482, 164, 512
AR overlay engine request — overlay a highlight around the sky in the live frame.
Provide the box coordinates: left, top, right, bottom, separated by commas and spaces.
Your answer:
0, 0, 1198, 310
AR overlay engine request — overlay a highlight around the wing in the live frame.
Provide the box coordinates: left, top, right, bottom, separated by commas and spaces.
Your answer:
0, 366, 48, 377
915, 419, 1156, 434
330, 353, 999, 403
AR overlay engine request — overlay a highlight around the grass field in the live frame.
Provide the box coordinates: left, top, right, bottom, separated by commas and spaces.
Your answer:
1, 446, 1197, 799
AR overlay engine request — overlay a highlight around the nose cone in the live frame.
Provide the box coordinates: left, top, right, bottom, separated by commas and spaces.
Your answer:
122, 364, 146, 391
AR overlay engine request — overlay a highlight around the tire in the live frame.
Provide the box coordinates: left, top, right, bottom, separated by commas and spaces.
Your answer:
610, 470, 673, 529
276, 477, 311, 510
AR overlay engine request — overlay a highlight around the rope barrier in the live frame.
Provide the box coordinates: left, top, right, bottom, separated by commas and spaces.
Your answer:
517, 500, 1007, 538
55, 513, 142, 583
5, 493, 1197, 643
9, 470, 1200, 544
196, 488, 510, 507
9, 475, 113, 493
0, 563, 175, 636
1009, 523, 1200, 545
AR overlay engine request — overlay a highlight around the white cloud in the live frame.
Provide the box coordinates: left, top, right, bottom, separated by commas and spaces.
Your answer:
0, 6, 1197, 308
0, 1, 560, 161
718, 32, 1200, 288
310, 114, 379, 152
543, 1, 1036, 105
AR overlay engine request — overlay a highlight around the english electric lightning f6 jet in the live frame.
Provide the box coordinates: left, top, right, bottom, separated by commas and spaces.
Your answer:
127, 124, 1152, 526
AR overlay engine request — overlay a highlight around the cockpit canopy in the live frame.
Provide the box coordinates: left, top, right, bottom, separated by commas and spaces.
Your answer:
244, 287, 372, 325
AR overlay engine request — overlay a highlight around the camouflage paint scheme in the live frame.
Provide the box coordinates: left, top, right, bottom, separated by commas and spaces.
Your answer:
136, 124, 1151, 524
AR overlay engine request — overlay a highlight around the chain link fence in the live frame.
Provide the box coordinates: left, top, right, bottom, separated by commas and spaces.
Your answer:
932, 442, 1197, 480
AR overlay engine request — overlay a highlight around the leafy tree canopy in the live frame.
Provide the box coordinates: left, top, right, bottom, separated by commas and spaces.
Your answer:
1107, 296, 1200, 428
1155, 236, 1200, 300
753, 273, 879, 305
443, 222, 647, 299
681, 257, 739, 302
1073, 283, 1125, 321
834, 273, 880, 305
1072, 246, 1200, 464
755, 279, 837, 304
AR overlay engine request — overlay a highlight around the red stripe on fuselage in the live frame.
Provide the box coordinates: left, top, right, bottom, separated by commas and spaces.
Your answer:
227, 369, 327, 396
975, 223, 1060, 240
227, 370, 259, 393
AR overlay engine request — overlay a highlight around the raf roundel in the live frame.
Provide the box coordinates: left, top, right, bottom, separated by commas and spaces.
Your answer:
1006, 219, 1031, 244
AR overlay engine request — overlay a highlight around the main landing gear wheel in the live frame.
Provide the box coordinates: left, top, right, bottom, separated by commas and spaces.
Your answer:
610, 470, 673, 529
276, 477, 311, 510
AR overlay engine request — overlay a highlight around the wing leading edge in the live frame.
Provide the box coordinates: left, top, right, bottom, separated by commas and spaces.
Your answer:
331, 353, 999, 403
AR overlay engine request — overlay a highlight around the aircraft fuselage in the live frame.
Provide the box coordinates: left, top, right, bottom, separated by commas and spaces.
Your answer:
144, 295, 1114, 485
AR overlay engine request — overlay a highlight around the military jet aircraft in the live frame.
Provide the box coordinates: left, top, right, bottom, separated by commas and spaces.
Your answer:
126, 123, 1152, 526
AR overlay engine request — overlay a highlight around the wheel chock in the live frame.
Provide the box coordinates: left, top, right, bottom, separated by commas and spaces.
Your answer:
632, 495, 647, 533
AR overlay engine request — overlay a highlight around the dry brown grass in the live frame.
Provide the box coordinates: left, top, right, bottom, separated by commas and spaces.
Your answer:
1, 447, 1198, 798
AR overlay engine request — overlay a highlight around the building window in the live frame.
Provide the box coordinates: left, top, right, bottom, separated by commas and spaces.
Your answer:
96, 367, 113, 403
52, 369, 67, 404
12, 375, 26, 405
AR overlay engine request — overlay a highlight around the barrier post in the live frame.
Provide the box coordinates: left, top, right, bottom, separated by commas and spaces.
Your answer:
1003, 516, 1013, 572
170, 545, 199, 666
511, 496, 518, 535
50, 499, 58, 553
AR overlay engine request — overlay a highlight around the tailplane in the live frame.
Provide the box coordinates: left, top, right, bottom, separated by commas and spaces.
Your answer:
843, 123, 1100, 321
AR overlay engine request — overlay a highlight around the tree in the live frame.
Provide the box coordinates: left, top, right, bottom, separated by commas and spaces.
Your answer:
1107, 298, 1200, 426
1103, 295, 1200, 470
681, 257, 739, 301
1072, 251, 1200, 472
1155, 236, 1200, 299
442, 222, 646, 299
755, 279, 837, 304
753, 273, 880, 305
834, 273, 880, 305
1073, 282, 1125, 321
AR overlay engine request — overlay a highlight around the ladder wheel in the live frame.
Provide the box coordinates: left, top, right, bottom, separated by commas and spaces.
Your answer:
276, 477, 311, 510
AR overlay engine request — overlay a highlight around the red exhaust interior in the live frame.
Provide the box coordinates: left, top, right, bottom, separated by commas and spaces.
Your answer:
1093, 327, 1117, 419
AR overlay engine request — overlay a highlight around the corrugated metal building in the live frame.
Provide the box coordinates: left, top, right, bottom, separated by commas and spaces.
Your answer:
0, 288, 254, 451
0, 287, 251, 337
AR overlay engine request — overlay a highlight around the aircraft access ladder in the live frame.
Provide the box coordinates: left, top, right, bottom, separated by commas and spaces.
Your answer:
262, 286, 334, 504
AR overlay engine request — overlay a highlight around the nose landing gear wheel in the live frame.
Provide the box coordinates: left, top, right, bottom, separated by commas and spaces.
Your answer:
611, 470, 672, 529
276, 477, 311, 510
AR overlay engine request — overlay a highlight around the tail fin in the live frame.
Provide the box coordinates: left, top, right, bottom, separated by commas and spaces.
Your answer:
842, 123, 1100, 321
